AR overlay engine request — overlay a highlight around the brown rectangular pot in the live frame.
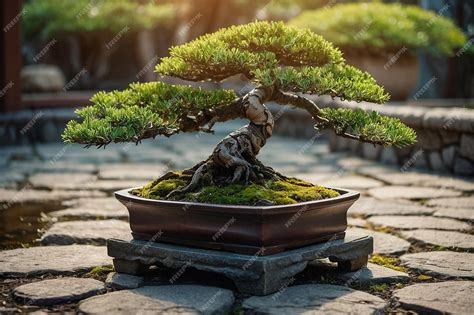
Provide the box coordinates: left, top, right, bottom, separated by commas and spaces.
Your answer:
115, 187, 360, 255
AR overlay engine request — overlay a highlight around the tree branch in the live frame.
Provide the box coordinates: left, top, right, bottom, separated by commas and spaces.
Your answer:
271, 89, 386, 146
271, 89, 327, 123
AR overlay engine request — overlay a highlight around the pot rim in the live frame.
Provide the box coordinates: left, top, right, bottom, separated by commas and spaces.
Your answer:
115, 186, 360, 212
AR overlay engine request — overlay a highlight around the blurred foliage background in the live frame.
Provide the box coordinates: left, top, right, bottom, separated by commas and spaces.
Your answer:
21, 0, 473, 99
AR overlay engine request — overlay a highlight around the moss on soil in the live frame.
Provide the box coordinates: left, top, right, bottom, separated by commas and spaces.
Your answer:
132, 172, 340, 206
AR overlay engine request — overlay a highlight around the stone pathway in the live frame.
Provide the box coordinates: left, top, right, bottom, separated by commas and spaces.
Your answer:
1, 131, 473, 313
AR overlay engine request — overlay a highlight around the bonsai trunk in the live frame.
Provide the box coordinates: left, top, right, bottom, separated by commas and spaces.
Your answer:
166, 86, 329, 199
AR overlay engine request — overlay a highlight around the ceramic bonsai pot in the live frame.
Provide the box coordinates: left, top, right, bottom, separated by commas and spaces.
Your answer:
115, 187, 360, 255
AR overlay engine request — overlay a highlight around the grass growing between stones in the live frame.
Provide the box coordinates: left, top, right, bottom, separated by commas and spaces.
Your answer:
87, 265, 114, 280
133, 173, 340, 206
369, 255, 408, 273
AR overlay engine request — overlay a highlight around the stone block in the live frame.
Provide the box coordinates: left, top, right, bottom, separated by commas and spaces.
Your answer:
454, 156, 474, 176
460, 133, 474, 160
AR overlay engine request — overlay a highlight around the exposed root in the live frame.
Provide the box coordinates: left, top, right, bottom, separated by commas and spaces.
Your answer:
164, 158, 285, 200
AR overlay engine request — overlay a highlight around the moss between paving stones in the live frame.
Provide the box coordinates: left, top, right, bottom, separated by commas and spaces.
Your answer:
369, 255, 408, 273
133, 173, 340, 206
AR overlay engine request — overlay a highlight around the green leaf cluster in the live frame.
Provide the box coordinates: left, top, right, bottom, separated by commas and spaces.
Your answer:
289, 3, 467, 56
62, 82, 237, 146
155, 21, 343, 81
254, 64, 389, 103
23, 0, 175, 39
318, 108, 416, 147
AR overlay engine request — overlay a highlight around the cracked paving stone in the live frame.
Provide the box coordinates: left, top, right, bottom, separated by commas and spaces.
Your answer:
13, 277, 105, 306
348, 228, 410, 255
368, 186, 462, 200
242, 284, 386, 315
78, 285, 234, 314
348, 197, 435, 217
400, 251, 474, 279
0, 245, 111, 277
400, 229, 474, 250
393, 281, 473, 314
40, 219, 131, 245
367, 215, 471, 231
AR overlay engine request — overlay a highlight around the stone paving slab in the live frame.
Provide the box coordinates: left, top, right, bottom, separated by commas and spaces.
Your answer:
348, 197, 435, 217
365, 171, 440, 186
13, 277, 105, 306
105, 272, 144, 290
337, 263, 410, 286
367, 215, 472, 231
400, 229, 474, 250
27, 173, 146, 192
242, 284, 387, 315
368, 186, 462, 200
393, 281, 473, 314
426, 196, 474, 209
78, 285, 234, 315
348, 228, 410, 255
400, 251, 474, 279
433, 208, 474, 221
0, 189, 106, 208
9, 161, 97, 175
29, 173, 97, 190
98, 163, 169, 180
49, 197, 129, 219
347, 217, 367, 228
0, 245, 111, 277
40, 220, 131, 245
319, 175, 384, 190
420, 177, 474, 192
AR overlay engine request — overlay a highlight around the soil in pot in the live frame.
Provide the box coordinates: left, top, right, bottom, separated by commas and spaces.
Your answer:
132, 170, 340, 206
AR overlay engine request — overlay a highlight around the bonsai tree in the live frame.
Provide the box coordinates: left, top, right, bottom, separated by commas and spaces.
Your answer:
63, 21, 416, 204
23, 0, 175, 85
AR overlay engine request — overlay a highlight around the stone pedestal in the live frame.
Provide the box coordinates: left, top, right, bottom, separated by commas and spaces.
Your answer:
107, 232, 373, 295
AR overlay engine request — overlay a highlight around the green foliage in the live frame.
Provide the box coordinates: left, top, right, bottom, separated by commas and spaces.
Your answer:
254, 64, 389, 103
289, 3, 467, 56
318, 108, 416, 147
156, 21, 343, 81
23, 0, 175, 39
134, 175, 340, 205
62, 82, 237, 146
368, 283, 389, 293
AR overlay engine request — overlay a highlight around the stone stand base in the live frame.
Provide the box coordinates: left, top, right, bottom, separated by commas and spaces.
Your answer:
107, 232, 373, 295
